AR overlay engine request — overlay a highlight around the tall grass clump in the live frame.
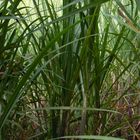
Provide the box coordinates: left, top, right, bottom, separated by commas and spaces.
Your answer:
0, 0, 140, 139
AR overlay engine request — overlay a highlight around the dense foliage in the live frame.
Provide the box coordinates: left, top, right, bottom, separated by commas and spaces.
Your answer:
0, 0, 140, 139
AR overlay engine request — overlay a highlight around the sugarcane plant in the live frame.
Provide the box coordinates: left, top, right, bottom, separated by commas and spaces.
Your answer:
0, 0, 140, 139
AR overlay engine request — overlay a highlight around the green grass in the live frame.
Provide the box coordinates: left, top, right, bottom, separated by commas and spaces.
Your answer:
0, 0, 140, 139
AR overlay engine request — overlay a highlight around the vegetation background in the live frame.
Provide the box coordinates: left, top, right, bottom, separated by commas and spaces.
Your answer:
0, 0, 140, 139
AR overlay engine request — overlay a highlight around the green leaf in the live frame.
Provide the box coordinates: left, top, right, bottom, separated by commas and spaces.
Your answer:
50, 135, 126, 140
135, 0, 140, 11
